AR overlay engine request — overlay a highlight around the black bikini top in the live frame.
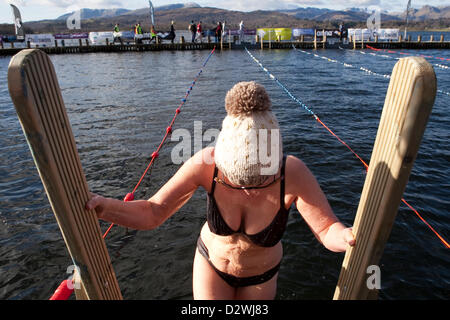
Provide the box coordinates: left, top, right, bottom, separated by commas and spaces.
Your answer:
206, 156, 290, 248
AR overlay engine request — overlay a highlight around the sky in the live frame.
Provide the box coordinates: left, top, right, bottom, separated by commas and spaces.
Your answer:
0, 0, 448, 24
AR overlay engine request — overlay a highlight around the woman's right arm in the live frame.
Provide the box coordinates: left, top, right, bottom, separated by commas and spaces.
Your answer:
86, 148, 214, 230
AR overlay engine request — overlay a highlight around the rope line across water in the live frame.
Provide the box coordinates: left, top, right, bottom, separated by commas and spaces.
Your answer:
359, 48, 450, 71
103, 46, 216, 239
366, 45, 450, 63
49, 46, 216, 300
296, 46, 450, 97
245, 47, 449, 249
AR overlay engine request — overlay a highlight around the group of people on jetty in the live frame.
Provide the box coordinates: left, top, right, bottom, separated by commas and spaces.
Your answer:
112, 20, 246, 45
113, 20, 176, 44
188, 20, 245, 43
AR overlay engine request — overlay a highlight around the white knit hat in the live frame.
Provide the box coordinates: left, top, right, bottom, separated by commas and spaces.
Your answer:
214, 82, 283, 186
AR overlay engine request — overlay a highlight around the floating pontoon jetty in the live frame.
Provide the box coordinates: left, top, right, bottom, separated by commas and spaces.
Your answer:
1, 36, 449, 56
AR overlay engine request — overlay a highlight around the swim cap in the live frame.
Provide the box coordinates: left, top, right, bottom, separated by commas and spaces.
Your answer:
214, 82, 283, 186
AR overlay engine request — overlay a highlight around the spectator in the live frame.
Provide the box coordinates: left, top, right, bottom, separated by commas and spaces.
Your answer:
215, 21, 222, 43
189, 20, 197, 43
196, 21, 203, 43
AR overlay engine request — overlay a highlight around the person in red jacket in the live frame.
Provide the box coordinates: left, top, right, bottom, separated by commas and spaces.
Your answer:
215, 21, 222, 43
196, 21, 203, 43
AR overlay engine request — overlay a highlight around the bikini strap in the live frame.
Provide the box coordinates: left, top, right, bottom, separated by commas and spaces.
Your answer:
280, 155, 287, 208
211, 165, 219, 194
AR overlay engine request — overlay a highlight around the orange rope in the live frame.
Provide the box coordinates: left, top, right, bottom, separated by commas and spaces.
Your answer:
101, 46, 216, 239
315, 117, 369, 170
402, 199, 450, 249
315, 115, 449, 249
253, 44, 449, 249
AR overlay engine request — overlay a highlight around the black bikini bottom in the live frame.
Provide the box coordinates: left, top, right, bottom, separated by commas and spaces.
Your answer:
196, 236, 281, 288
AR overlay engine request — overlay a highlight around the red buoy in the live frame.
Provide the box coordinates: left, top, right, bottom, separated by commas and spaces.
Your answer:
49, 280, 74, 300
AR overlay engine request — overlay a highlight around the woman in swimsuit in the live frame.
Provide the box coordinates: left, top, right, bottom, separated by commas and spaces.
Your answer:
86, 82, 355, 300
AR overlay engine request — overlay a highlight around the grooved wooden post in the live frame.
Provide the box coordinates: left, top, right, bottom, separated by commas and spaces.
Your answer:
8, 49, 122, 300
333, 57, 436, 300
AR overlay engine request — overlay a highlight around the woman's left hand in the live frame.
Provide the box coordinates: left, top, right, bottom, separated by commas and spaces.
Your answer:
342, 227, 356, 247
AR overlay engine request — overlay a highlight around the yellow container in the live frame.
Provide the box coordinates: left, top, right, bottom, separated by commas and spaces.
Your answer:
257, 28, 292, 41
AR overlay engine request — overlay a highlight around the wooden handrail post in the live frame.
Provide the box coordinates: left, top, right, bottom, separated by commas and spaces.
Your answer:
333, 57, 436, 300
8, 49, 122, 300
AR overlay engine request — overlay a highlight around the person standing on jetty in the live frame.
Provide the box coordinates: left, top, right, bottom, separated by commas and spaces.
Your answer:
189, 20, 197, 43
215, 21, 222, 43
86, 81, 355, 300
134, 22, 143, 44
135, 23, 143, 35
170, 20, 176, 43
113, 23, 122, 44
150, 25, 157, 43
196, 21, 203, 43
339, 22, 344, 42
239, 20, 244, 44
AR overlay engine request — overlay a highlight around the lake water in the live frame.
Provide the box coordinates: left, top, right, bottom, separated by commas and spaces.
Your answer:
0, 41, 449, 299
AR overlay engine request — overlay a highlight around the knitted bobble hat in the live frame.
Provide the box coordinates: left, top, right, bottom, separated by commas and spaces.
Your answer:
214, 81, 283, 186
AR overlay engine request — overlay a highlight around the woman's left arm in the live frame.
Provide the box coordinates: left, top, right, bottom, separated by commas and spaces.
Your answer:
288, 156, 355, 252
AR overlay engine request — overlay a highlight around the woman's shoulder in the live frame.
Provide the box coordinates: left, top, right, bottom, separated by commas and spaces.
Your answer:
189, 147, 215, 167
184, 147, 216, 191
285, 154, 307, 173
284, 154, 315, 192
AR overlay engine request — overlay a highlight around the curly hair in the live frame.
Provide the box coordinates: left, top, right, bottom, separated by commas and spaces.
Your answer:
225, 81, 272, 116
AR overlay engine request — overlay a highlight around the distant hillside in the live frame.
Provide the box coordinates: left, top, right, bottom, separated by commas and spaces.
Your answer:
57, 8, 131, 20
280, 5, 450, 22
13, 7, 315, 34
394, 5, 450, 21
278, 7, 333, 19
56, 2, 202, 20
1, 5, 449, 35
